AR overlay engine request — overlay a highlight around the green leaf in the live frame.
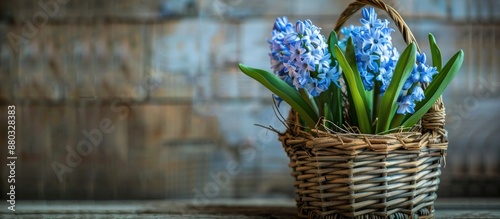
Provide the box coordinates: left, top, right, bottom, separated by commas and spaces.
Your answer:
428, 33, 442, 71
376, 43, 417, 134
390, 105, 405, 129
345, 38, 372, 122
238, 64, 318, 129
314, 31, 339, 125
330, 85, 343, 131
334, 45, 372, 134
327, 32, 350, 129
344, 83, 359, 127
328, 31, 338, 59
402, 50, 464, 128
372, 59, 382, 125
324, 102, 333, 129
327, 31, 345, 130
299, 88, 319, 116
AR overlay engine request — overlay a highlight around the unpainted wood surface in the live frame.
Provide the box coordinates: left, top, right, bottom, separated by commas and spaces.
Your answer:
1, 199, 500, 218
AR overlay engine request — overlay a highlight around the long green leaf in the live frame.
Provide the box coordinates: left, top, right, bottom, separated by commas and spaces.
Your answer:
324, 103, 333, 130
334, 45, 372, 134
327, 30, 344, 131
328, 85, 343, 131
238, 64, 318, 129
299, 88, 319, 116
390, 35, 443, 130
389, 104, 406, 129
344, 81, 359, 127
428, 33, 442, 71
328, 31, 338, 59
376, 43, 416, 134
315, 31, 340, 125
402, 50, 464, 128
345, 37, 372, 122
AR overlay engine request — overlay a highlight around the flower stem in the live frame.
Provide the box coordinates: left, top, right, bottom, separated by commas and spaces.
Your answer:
299, 88, 319, 119
373, 82, 381, 130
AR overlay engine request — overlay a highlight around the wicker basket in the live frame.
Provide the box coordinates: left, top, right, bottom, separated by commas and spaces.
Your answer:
278, 0, 448, 218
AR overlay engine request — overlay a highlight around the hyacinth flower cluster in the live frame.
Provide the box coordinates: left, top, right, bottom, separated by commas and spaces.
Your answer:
268, 17, 340, 97
339, 8, 439, 116
339, 8, 400, 94
238, 7, 464, 134
397, 53, 438, 114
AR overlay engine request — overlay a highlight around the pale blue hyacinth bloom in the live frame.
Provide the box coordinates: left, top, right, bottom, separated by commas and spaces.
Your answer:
338, 8, 441, 115
339, 7, 399, 94
396, 52, 439, 114
268, 17, 340, 98
360, 7, 384, 29
397, 95, 416, 115
420, 65, 438, 84
411, 86, 425, 102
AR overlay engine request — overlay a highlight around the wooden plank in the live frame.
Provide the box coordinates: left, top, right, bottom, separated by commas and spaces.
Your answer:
1, 199, 500, 218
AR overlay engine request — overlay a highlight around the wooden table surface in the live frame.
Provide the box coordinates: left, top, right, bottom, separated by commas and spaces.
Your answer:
1, 198, 500, 218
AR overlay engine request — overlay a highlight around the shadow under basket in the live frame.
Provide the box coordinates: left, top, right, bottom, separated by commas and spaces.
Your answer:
279, 104, 447, 219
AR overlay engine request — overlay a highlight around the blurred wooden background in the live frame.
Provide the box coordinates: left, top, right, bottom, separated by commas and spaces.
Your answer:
0, 0, 499, 200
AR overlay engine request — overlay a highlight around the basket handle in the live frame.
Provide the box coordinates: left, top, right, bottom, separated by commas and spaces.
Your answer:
333, 0, 446, 134
334, 0, 420, 52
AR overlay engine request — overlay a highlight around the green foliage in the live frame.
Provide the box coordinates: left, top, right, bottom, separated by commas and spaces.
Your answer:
401, 50, 464, 128
239, 33, 463, 134
238, 64, 318, 129
429, 33, 442, 71
334, 45, 372, 134
376, 43, 416, 133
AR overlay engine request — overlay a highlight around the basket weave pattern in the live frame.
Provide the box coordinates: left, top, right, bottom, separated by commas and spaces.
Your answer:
279, 113, 446, 218
279, 0, 448, 218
